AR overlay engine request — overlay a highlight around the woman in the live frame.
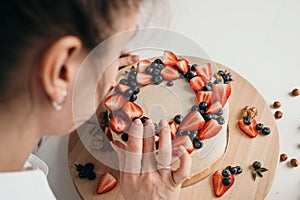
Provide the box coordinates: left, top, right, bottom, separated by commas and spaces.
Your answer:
0, 0, 191, 199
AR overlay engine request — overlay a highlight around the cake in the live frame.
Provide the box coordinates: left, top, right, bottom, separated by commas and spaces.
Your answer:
99, 50, 232, 186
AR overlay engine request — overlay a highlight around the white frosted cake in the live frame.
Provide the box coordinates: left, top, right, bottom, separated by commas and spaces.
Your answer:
99, 50, 232, 185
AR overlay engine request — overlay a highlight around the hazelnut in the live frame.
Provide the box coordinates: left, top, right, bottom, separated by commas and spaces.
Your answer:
274, 111, 283, 119
280, 153, 288, 162
272, 101, 281, 108
291, 158, 299, 167
291, 88, 299, 96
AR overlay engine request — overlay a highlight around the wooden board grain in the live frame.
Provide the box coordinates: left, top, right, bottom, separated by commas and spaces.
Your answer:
68, 57, 279, 200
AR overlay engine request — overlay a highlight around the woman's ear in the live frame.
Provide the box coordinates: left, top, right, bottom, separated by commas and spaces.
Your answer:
40, 36, 82, 107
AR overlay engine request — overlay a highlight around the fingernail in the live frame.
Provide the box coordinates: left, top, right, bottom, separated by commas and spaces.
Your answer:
134, 118, 142, 125
158, 119, 167, 131
132, 55, 139, 62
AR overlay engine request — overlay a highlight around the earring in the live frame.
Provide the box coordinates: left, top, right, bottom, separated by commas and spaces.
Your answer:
52, 90, 67, 111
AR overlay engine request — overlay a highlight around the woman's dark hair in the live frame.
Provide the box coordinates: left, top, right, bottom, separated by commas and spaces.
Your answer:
0, 0, 139, 102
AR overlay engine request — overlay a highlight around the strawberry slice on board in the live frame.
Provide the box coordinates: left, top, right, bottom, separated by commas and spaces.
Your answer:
136, 72, 152, 86
238, 119, 258, 138
162, 50, 178, 65
172, 135, 194, 155
194, 63, 212, 82
196, 91, 212, 105
175, 59, 189, 73
104, 94, 126, 112
117, 84, 131, 94
178, 110, 205, 131
169, 121, 178, 139
190, 76, 207, 91
160, 66, 180, 81
137, 60, 151, 72
197, 119, 222, 140
122, 102, 143, 120
96, 172, 118, 194
212, 170, 235, 197
109, 115, 129, 134
212, 84, 231, 107
206, 101, 223, 114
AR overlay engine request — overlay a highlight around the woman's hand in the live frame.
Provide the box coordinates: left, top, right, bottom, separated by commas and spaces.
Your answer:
112, 119, 191, 200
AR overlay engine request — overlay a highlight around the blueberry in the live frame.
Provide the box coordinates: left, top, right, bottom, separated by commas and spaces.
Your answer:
84, 163, 94, 171
78, 166, 92, 178
150, 62, 159, 69
225, 166, 232, 171
182, 130, 191, 137
132, 85, 140, 94
222, 177, 231, 186
75, 164, 84, 172
186, 70, 197, 80
191, 105, 200, 111
154, 58, 163, 64
154, 123, 158, 134
191, 64, 198, 71
213, 79, 222, 84
140, 116, 149, 124
217, 70, 225, 77
125, 89, 134, 97
128, 74, 136, 81
109, 112, 114, 119
207, 81, 213, 87
119, 79, 128, 85
87, 172, 96, 180
121, 132, 129, 142
189, 131, 197, 141
157, 64, 165, 70
174, 115, 184, 124
152, 75, 163, 85
243, 117, 252, 125
230, 167, 238, 175
252, 161, 261, 169
216, 116, 225, 125
223, 74, 231, 82
176, 129, 184, 136
130, 93, 137, 102
256, 123, 264, 131
216, 109, 223, 116
153, 68, 161, 75
222, 169, 231, 177
145, 66, 154, 74
236, 166, 243, 174
155, 141, 159, 150
202, 85, 212, 91
211, 114, 217, 120
193, 138, 203, 149
199, 102, 208, 110
130, 69, 137, 76
166, 80, 174, 87
199, 109, 205, 115
203, 114, 213, 121
262, 127, 271, 135
128, 80, 138, 88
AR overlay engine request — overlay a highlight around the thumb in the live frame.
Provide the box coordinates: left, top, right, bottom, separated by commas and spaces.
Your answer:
118, 55, 139, 68
172, 145, 192, 185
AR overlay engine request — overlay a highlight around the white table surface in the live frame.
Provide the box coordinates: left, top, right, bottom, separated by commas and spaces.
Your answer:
36, 0, 300, 199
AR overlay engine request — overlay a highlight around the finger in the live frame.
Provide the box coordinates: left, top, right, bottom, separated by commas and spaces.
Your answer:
124, 119, 143, 173
157, 119, 172, 172
172, 145, 192, 185
111, 141, 126, 177
118, 55, 140, 68
119, 48, 133, 57
142, 120, 156, 172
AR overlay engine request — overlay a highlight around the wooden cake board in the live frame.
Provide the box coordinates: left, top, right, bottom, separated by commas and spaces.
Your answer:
68, 58, 279, 199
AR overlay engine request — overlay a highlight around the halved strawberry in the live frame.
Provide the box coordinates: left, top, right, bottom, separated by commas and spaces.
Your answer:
104, 127, 113, 141
197, 120, 222, 140
96, 172, 118, 194
190, 76, 207, 91
160, 66, 180, 80
179, 110, 205, 131
169, 121, 178, 139
136, 72, 152, 86
212, 84, 231, 107
206, 101, 223, 114
109, 115, 129, 134
137, 60, 151, 72
196, 91, 212, 105
122, 102, 143, 120
117, 84, 130, 94
104, 94, 125, 112
172, 135, 194, 155
194, 63, 212, 81
238, 119, 258, 138
175, 59, 189, 73
213, 170, 235, 197
162, 50, 178, 65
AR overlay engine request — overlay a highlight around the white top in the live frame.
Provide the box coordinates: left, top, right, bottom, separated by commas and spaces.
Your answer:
0, 154, 56, 200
